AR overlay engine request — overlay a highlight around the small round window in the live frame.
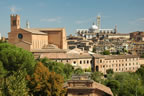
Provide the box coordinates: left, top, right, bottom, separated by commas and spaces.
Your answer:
18, 33, 23, 39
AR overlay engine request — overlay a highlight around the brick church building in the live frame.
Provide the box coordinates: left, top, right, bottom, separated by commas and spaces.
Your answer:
8, 14, 67, 51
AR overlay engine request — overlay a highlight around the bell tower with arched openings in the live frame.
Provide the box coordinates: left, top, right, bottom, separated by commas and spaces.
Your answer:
10, 14, 20, 32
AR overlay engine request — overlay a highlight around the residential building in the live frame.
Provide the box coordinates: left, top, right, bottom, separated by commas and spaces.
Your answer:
93, 54, 140, 74
131, 42, 144, 55
40, 48, 92, 69
130, 31, 144, 41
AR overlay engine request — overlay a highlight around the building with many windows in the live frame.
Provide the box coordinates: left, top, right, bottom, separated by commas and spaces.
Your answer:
38, 47, 141, 74
39, 48, 93, 69
130, 31, 144, 42
93, 54, 140, 74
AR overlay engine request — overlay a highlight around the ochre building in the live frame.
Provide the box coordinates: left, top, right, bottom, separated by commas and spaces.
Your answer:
93, 54, 140, 74
8, 14, 67, 51
39, 48, 92, 70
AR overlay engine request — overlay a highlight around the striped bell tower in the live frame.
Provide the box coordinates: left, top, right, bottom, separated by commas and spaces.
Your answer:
96, 15, 101, 29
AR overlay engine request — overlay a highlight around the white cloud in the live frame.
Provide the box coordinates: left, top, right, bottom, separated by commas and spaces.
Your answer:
40, 17, 62, 23
10, 5, 21, 14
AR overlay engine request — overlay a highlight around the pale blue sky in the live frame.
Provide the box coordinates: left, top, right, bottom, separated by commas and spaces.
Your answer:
0, 0, 144, 37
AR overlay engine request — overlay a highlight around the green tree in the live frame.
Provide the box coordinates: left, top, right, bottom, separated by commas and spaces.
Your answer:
106, 69, 114, 74
28, 62, 66, 96
84, 67, 91, 72
106, 69, 114, 80
37, 57, 75, 80
74, 68, 84, 75
0, 61, 7, 78
48, 72, 66, 96
136, 66, 144, 84
63, 64, 74, 79
6, 70, 28, 96
0, 43, 36, 75
90, 72, 103, 83
106, 80, 120, 96
113, 72, 144, 96
103, 50, 110, 55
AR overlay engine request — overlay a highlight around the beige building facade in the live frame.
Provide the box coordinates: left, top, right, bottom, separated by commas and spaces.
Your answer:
8, 14, 67, 51
40, 48, 92, 69
37, 46, 141, 73
93, 54, 140, 74
108, 34, 130, 39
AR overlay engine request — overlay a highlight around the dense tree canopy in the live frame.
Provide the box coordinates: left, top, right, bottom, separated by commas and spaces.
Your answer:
0, 61, 7, 78
90, 68, 144, 96
106, 80, 120, 96
1, 43, 144, 96
90, 72, 104, 83
6, 70, 28, 96
37, 57, 85, 80
0, 43, 36, 75
106, 69, 114, 74
74, 68, 84, 75
27, 62, 66, 96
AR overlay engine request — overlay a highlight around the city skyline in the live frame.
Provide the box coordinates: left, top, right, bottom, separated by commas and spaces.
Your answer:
0, 0, 144, 37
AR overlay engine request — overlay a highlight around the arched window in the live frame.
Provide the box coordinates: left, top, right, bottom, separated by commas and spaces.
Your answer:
13, 20, 16, 26
73, 61, 76, 64
100, 60, 102, 63
87, 60, 89, 64
80, 61, 82, 64
96, 66, 99, 71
